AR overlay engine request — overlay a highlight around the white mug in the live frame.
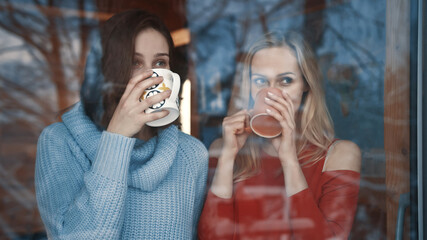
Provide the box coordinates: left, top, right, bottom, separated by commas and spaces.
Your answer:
140, 68, 181, 127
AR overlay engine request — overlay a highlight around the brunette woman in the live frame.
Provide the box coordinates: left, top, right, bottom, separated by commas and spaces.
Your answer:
35, 9, 208, 239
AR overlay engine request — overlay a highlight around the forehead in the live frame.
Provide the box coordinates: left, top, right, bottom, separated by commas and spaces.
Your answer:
134, 28, 169, 54
250, 47, 299, 74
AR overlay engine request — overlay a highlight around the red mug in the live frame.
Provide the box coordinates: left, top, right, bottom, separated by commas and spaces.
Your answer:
249, 87, 282, 138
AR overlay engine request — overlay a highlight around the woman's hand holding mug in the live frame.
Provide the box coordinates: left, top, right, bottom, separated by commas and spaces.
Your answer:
140, 68, 181, 127
107, 70, 171, 137
264, 90, 299, 166
221, 110, 251, 157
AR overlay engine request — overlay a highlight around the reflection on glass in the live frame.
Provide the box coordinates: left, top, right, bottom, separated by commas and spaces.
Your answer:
0, 0, 418, 239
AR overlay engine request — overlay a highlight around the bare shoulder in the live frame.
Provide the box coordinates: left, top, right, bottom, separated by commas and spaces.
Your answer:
323, 140, 361, 173
208, 138, 224, 158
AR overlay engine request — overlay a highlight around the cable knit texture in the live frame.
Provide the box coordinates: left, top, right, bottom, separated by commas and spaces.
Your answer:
35, 102, 209, 239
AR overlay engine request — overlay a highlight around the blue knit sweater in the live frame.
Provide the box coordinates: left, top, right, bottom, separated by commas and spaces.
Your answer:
35, 102, 209, 239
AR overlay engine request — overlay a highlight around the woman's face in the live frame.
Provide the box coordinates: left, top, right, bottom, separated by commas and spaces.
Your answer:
131, 28, 170, 77
250, 47, 307, 113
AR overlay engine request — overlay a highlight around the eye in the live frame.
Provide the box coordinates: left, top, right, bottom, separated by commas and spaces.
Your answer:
252, 77, 269, 87
153, 59, 169, 68
278, 76, 293, 86
132, 59, 143, 69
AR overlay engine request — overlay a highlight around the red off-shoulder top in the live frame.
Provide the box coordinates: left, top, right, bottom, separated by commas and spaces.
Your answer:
198, 143, 360, 240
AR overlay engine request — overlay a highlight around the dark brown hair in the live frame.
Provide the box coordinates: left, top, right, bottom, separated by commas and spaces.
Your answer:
98, 9, 174, 128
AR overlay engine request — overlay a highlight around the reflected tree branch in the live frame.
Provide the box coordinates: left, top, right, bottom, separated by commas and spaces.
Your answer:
0, 45, 26, 55
339, 3, 385, 28
0, 2, 49, 56
0, 80, 54, 126
188, 0, 229, 29
0, 76, 50, 107
0, 0, 94, 111
326, 23, 382, 80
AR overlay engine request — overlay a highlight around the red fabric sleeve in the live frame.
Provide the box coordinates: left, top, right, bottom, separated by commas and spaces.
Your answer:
198, 157, 236, 240
288, 170, 360, 240
197, 190, 235, 240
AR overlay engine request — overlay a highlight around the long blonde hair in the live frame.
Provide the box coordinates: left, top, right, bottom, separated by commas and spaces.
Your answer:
231, 31, 335, 181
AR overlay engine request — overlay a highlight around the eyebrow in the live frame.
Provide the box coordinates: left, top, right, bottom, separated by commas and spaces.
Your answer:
134, 52, 170, 58
251, 72, 296, 78
251, 73, 265, 77
277, 72, 296, 77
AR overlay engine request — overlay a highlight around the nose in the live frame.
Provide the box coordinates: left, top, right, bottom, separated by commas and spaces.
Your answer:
131, 67, 149, 77
140, 66, 151, 72
271, 82, 281, 89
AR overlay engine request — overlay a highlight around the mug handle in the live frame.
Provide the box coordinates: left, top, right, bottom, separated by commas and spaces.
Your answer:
170, 72, 181, 102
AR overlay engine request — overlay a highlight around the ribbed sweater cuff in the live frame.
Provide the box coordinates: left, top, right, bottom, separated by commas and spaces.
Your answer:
92, 131, 136, 183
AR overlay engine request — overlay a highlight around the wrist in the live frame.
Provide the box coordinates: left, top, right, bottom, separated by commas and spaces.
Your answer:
279, 154, 299, 169
221, 144, 239, 157
220, 148, 239, 164
211, 151, 236, 199
106, 124, 132, 138
217, 153, 235, 170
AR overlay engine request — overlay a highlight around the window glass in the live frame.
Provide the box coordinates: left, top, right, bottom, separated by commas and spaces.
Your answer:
0, 0, 421, 239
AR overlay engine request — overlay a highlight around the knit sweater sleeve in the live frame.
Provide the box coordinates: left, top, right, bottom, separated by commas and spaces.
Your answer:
288, 170, 360, 239
198, 157, 236, 240
35, 123, 135, 240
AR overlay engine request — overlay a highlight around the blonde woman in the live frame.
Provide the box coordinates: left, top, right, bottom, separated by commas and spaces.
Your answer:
198, 31, 361, 239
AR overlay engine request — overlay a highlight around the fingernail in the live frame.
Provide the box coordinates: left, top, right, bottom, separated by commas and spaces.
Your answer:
265, 97, 271, 101
266, 108, 272, 113
267, 92, 275, 97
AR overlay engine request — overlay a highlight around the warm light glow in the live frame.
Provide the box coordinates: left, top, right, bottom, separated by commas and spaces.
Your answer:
171, 28, 190, 47
180, 79, 191, 135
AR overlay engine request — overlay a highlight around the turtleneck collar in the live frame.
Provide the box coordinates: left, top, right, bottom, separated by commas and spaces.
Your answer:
62, 102, 179, 192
